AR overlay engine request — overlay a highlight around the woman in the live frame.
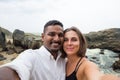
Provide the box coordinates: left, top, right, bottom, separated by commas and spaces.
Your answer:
61, 27, 119, 80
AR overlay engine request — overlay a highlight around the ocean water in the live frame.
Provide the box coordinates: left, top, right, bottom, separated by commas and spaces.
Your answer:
86, 48, 120, 76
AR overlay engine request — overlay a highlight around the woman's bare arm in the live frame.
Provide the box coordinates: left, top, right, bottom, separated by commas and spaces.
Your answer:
84, 61, 102, 80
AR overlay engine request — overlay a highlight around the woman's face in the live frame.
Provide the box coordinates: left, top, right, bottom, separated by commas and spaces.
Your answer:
63, 30, 80, 56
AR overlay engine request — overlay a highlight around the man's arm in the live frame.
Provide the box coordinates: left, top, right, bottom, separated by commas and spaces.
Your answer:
0, 67, 20, 80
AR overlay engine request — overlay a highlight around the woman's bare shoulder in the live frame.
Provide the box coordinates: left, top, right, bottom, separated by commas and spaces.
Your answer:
81, 58, 100, 74
77, 57, 102, 80
82, 57, 99, 68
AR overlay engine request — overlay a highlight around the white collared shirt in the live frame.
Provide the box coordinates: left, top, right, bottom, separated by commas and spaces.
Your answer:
2, 46, 66, 80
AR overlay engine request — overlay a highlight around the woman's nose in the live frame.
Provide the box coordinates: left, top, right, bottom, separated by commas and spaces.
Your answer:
67, 40, 72, 45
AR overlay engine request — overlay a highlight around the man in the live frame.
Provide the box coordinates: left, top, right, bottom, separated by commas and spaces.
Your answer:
0, 20, 66, 80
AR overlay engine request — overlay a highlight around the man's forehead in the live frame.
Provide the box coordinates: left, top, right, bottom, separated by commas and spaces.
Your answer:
45, 25, 63, 32
47, 30, 63, 34
47, 25, 63, 28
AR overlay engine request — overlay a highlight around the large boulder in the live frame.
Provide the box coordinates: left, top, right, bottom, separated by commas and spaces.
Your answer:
12, 29, 25, 47
0, 27, 12, 38
21, 33, 41, 49
85, 28, 120, 53
0, 27, 7, 51
112, 59, 120, 71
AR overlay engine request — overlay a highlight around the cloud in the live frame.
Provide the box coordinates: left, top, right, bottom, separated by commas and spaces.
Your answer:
0, 0, 46, 14
0, 0, 120, 33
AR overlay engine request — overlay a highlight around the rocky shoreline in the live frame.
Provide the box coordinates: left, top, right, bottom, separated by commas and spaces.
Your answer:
0, 27, 120, 76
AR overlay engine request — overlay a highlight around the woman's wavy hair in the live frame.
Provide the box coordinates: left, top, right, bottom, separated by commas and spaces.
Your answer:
61, 26, 87, 58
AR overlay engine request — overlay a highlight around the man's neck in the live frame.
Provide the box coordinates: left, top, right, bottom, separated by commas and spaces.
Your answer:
51, 52, 58, 60
44, 46, 59, 60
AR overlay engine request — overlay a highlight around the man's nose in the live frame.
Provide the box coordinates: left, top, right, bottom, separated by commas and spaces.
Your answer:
54, 35, 59, 41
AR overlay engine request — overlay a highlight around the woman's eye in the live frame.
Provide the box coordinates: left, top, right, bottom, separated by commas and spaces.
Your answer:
71, 38, 77, 41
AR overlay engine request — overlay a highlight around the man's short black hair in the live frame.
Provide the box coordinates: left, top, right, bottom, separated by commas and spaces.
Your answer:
43, 20, 63, 33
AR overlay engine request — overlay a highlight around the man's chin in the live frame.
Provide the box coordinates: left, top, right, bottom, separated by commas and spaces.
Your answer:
51, 45, 61, 51
51, 48, 59, 52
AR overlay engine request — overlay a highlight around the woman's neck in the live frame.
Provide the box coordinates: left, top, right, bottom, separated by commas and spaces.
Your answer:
67, 55, 81, 64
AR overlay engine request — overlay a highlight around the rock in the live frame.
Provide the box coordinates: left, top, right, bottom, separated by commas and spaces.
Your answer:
0, 27, 12, 38
112, 59, 120, 70
99, 49, 105, 54
0, 27, 7, 51
21, 34, 41, 49
13, 29, 25, 47
85, 28, 120, 53
0, 54, 6, 61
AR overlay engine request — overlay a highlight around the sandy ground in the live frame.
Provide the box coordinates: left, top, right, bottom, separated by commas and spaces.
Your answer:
0, 37, 18, 65
0, 52, 19, 65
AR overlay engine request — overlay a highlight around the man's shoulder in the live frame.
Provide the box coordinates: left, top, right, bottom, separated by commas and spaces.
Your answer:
23, 49, 40, 53
21, 46, 47, 56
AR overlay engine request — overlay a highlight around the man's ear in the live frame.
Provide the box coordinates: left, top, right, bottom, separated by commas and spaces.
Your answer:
41, 33, 44, 42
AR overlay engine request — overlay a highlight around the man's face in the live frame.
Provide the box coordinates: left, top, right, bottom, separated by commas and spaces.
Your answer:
42, 25, 64, 53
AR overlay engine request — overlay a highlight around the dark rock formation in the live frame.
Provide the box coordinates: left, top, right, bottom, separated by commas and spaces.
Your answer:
112, 59, 120, 70
0, 27, 7, 51
0, 54, 6, 61
1, 27, 120, 53
12, 29, 42, 52
0, 27, 12, 38
85, 28, 120, 53
12, 29, 25, 47
21, 33, 41, 49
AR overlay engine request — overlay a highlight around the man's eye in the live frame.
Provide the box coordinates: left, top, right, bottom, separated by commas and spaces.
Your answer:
48, 33, 55, 36
58, 33, 63, 37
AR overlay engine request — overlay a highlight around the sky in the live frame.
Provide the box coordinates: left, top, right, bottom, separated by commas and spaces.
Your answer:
0, 0, 120, 34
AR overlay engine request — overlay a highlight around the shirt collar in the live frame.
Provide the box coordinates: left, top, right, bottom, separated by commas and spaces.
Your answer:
39, 46, 62, 60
